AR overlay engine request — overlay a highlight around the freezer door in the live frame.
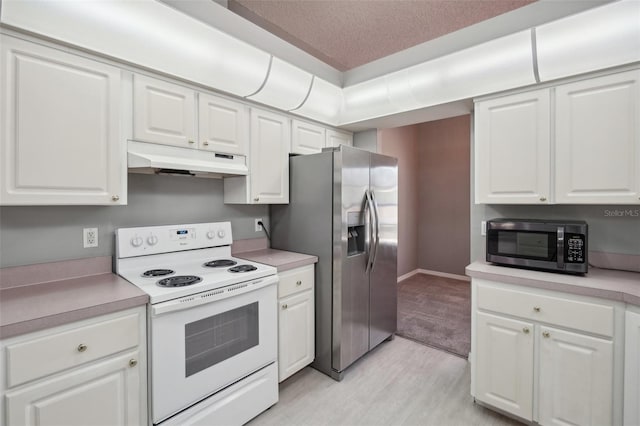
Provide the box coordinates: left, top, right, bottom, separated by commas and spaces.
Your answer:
332, 147, 371, 374
369, 153, 398, 349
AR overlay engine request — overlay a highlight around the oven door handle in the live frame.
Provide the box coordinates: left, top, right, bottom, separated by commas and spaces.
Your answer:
152, 275, 278, 316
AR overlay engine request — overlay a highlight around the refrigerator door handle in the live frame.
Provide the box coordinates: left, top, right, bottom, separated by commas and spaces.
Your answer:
365, 189, 376, 273
370, 190, 381, 269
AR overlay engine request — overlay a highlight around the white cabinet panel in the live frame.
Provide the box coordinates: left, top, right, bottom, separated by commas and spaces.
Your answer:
198, 93, 248, 155
291, 120, 325, 155
133, 74, 196, 148
278, 290, 314, 382
5, 351, 141, 426
538, 326, 613, 426
0, 35, 125, 205
624, 309, 640, 426
326, 129, 353, 148
475, 312, 534, 420
555, 70, 640, 204
474, 89, 551, 204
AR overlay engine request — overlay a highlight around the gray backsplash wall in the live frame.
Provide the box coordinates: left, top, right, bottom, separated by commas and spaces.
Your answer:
470, 204, 640, 264
0, 173, 269, 268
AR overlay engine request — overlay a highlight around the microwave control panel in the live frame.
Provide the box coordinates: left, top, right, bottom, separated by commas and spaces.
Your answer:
565, 234, 586, 263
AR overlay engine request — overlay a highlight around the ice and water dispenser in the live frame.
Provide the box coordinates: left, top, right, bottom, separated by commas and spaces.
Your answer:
347, 211, 365, 256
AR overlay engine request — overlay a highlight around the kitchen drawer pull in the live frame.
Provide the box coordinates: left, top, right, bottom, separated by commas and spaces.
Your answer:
533, 306, 541, 312
522, 327, 530, 334
254, 197, 260, 202
111, 195, 120, 202
77, 344, 87, 353
129, 359, 138, 367
282, 304, 288, 310
296, 280, 302, 286
540, 196, 547, 202
203, 141, 209, 146
188, 140, 195, 144
542, 331, 551, 338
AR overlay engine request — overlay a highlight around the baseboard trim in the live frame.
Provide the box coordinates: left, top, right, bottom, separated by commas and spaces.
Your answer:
417, 269, 470, 282
397, 269, 420, 283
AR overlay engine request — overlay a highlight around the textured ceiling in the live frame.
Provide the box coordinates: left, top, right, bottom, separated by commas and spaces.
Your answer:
228, 0, 537, 71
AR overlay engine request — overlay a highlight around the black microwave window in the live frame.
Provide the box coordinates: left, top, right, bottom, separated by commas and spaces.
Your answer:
488, 230, 556, 261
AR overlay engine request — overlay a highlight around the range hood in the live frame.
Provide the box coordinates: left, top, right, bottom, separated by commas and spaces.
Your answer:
127, 140, 248, 178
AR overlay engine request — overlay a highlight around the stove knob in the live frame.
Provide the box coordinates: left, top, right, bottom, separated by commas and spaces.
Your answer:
131, 236, 143, 247
206, 231, 215, 239
147, 235, 158, 246
217, 229, 226, 238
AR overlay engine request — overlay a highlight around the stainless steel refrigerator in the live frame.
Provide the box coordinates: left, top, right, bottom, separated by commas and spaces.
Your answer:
270, 145, 398, 381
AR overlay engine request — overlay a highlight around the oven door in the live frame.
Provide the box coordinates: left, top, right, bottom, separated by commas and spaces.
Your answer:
149, 276, 277, 424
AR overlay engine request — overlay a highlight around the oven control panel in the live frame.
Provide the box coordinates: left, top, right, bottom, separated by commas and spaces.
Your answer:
116, 222, 233, 258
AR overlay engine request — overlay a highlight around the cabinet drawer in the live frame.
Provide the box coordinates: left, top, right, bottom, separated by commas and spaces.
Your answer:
6, 312, 140, 387
477, 283, 614, 337
278, 265, 314, 299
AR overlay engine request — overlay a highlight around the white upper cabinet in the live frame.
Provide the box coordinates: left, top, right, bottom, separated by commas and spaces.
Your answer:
0, 35, 125, 206
475, 89, 551, 204
475, 68, 640, 205
224, 108, 290, 204
326, 129, 353, 148
555, 70, 640, 204
133, 74, 196, 148
291, 120, 325, 155
198, 93, 248, 155
133, 74, 248, 156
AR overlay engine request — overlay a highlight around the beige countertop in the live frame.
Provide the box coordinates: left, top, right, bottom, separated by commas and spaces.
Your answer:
0, 257, 148, 339
466, 261, 640, 306
235, 248, 318, 272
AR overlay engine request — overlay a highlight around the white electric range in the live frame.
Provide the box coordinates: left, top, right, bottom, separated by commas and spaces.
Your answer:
115, 222, 278, 426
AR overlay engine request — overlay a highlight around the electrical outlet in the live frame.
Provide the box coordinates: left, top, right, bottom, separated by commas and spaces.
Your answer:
83, 228, 98, 248
255, 218, 263, 232
480, 221, 486, 236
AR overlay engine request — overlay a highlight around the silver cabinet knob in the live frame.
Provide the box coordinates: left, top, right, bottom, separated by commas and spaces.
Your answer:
112, 195, 120, 202
533, 306, 541, 312
542, 331, 551, 338
129, 359, 138, 367
522, 327, 530, 334
253, 197, 260, 202
282, 304, 288, 310
203, 141, 209, 146
188, 140, 195, 144
540, 197, 547, 202
296, 280, 302, 286
77, 344, 87, 353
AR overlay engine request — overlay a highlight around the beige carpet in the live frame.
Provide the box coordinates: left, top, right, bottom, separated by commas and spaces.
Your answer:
397, 273, 471, 358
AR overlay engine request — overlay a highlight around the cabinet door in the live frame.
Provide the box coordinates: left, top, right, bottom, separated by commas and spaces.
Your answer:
326, 129, 353, 148
278, 289, 314, 382
474, 89, 551, 204
624, 310, 640, 426
475, 312, 534, 421
5, 351, 142, 426
538, 326, 613, 426
291, 120, 325, 155
0, 35, 125, 205
555, 70, 640, 204
198, 93, 248, 155
250, 108, 290, 204
133, 74, 196, 148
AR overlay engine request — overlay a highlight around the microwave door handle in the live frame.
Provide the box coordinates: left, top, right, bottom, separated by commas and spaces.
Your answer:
557, 227, 565, 269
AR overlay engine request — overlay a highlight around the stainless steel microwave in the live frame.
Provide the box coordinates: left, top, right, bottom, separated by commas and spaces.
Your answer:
486, 219, 588, 274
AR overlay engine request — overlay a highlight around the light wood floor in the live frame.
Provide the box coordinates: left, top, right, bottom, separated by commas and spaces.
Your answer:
249, 336, 521, 426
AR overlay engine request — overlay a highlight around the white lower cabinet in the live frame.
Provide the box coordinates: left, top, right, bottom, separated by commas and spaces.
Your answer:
0, 307, 147, 426
625, 309, 640, 426
472, 278, 622, 425
277, 265, 315, 382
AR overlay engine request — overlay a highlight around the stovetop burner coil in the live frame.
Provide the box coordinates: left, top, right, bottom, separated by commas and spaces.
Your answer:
228, 264, 258, 273
157, 275, 202, 287
143, 269, 174, 277
204, 259, 237, 268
